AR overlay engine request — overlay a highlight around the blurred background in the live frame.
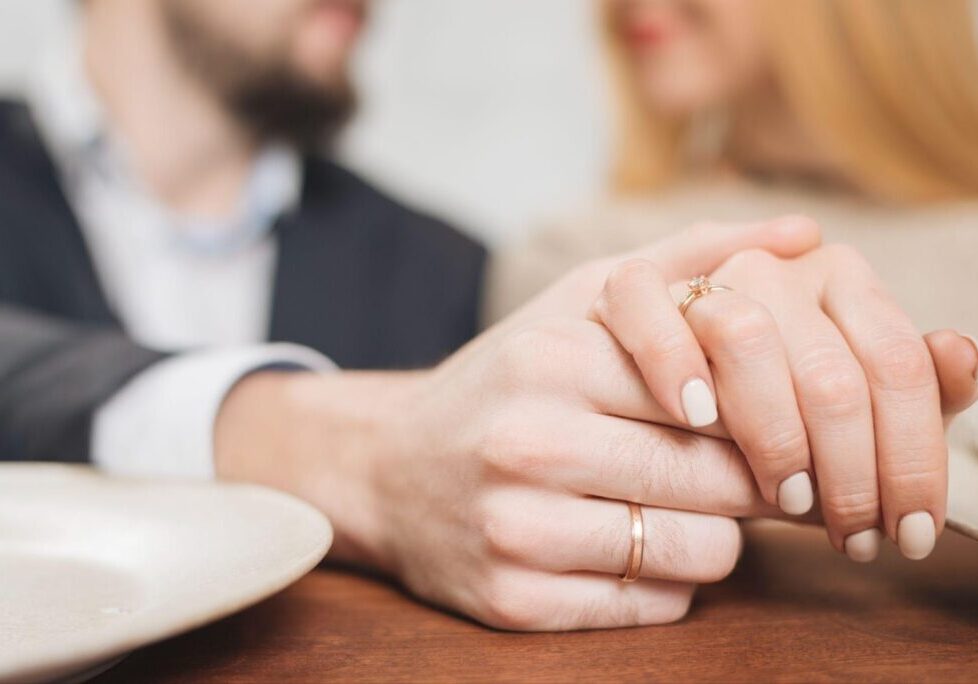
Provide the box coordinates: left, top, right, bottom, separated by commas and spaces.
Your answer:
0, 0, 610, 246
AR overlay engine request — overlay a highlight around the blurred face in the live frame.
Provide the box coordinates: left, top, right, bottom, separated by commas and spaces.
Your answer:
612, 0, 770, 116
160, 0, 368, 145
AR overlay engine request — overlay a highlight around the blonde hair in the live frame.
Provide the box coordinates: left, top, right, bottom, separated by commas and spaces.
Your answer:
606, 0, 978, 203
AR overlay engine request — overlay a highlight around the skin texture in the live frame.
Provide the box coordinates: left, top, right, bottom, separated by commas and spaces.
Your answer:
83, 0, 976, 628
217, 218, 977, 629
589, 243, 978, 560
216, 219, 820, 630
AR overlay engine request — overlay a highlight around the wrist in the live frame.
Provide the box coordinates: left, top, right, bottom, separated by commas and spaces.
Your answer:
214, 368, 426, 572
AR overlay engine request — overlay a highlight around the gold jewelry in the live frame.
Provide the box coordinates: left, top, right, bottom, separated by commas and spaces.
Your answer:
620, 502, 644, 582
679, 275, 733, 317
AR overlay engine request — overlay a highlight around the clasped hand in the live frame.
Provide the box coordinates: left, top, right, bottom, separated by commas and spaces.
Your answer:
223, 216, 977, 631
368, 216, 976, 630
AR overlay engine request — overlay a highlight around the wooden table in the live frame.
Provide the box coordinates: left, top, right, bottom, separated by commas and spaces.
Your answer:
95, 522, 978, 683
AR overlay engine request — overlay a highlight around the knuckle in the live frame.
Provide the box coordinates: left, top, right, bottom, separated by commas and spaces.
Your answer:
820, 487, 881, 526
475, 507, 508, 555
478, 506, 532, 560
865, 334, 934, 391
472, 429, 502, 469
750, 422, 810, 472
804, 375, 868, 420
881, 456, 946, 487
589, 292, 612, 324
603, 259, 660, 299
479, 574, 542, 631
795, 355, 868, 417
711, 300, 778, 351
475, 423, 553, 479
637, 323, 693, 364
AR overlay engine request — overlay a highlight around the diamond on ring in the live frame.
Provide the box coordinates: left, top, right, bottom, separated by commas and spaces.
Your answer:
679, 275, 733, 316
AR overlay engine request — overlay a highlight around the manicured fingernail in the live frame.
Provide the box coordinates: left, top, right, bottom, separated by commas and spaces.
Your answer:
777, 471, 814, 515
844, 528, 881, 563
962, 334, 978, 379
681, 378, 718, 427
898, 511, 936, 560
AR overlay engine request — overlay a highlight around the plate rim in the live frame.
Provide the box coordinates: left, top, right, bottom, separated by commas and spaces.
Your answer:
0, 464, 333, 683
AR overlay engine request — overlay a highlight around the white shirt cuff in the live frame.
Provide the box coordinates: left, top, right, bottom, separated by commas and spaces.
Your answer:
91, 343, 335, 479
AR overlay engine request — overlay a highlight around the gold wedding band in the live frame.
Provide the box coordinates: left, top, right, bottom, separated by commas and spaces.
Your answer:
620, 501, 644, 582
679, 275, 732, 317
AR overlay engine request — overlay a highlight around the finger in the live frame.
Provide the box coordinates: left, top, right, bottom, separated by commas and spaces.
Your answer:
485, 409, 772, 517
514, 318, 731, 438
712, 248, 882, 557
925, 329, 978, 421
766, 304, 881, 561
473, 565, 695, 631
816, 246, 946, 560
633, 215, 822, 283
682, 289, 814, 516
482, 489, 742, 583
589, 259, 718, 427
499, 216, 821, 330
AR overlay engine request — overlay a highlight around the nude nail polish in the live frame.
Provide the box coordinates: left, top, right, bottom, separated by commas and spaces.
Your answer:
844, 528, 881, 563
681, 378, 718, 427
777, 471, 814, 515
897, 511, 936, 560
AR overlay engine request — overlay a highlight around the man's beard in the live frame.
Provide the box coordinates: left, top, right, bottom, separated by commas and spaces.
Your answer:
161, 3, 356, 150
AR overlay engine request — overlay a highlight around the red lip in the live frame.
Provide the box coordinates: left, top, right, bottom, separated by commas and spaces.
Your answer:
623, 21, 675, 48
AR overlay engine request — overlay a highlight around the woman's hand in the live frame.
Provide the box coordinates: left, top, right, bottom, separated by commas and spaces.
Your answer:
589, 227, 978, 563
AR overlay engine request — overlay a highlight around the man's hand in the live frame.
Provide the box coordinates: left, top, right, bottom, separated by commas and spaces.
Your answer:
213, 217, 820, 631
216, 322, 778, 631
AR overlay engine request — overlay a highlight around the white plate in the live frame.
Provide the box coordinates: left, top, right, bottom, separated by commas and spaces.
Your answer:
0, 464, 332, 684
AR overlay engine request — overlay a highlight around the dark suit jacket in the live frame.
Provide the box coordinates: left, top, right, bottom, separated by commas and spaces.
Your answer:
0, 101, 486, 464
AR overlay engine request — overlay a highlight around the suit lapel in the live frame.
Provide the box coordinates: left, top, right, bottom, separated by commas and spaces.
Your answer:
0, 103, 118, 325
268, 159, 382, 368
